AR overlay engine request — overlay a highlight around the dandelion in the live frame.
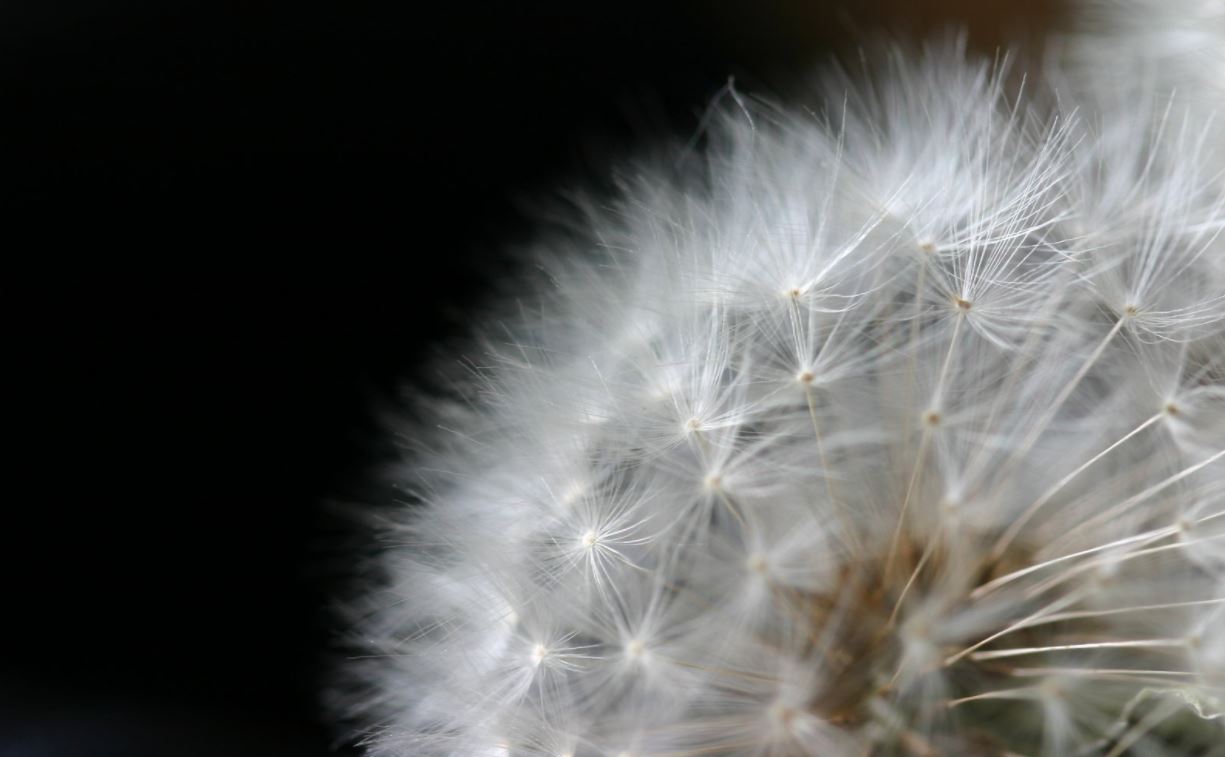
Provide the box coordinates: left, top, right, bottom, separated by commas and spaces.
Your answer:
337, 21, 1225, 757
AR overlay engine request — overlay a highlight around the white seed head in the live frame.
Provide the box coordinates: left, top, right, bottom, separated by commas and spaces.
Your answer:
338, 26, 1225, 757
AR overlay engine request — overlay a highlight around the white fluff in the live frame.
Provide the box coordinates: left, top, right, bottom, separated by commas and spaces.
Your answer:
339, 28, 1225, 757
1061, 0, 1225, 171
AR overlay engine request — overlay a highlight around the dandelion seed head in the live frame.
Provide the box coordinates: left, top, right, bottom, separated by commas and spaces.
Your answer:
337, 22, 1225, 757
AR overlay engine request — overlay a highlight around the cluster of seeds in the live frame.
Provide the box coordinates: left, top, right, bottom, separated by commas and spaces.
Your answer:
341, 30, 1225, 757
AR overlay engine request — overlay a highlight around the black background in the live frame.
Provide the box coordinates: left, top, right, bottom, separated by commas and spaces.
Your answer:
1, 2, 1056, 755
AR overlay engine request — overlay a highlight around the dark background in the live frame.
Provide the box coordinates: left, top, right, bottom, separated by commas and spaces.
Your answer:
1, 2, 1057, 755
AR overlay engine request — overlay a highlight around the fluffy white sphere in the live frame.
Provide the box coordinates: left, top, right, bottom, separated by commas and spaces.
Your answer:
340, 34, 1225, 757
